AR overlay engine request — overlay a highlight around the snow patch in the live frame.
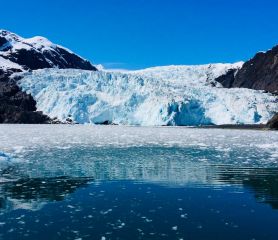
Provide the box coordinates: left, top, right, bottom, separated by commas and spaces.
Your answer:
0, 56, 23, 71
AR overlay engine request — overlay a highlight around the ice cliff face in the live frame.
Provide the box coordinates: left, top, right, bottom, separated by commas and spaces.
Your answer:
19, 63, 278, 126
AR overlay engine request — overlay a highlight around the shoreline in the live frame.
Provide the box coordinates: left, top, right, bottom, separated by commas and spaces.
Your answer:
0, 123, 275, 131
196, 124, 270, 130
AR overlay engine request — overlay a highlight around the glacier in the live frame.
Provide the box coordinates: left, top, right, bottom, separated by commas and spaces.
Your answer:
18, 63, 278, 126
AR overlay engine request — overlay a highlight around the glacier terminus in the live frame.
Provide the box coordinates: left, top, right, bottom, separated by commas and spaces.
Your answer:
19, 63, 278, 126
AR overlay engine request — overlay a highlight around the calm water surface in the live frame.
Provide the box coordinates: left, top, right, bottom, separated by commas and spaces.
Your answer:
0, 125, 278, 240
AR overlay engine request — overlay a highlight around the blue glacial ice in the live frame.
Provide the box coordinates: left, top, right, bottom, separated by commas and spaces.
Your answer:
18, 63, 278, 125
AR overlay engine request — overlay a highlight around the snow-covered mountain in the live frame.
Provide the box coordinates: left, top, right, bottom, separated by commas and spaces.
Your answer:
0, 30, 97, 72
19, 63, 278, 126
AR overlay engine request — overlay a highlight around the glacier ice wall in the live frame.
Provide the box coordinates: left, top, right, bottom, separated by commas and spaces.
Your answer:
19, 63, 278, 126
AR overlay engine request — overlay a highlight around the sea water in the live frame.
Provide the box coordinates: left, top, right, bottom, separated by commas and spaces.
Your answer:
0, 125, 277, 239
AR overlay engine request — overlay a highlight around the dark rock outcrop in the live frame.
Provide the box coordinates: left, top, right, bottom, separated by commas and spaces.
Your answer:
0, 30, 97, 123
267, 113, 278, 130
214, 68, 238, 88
0, 79, 50, 123
216, 45, 278, 94
0, 36, 9, 48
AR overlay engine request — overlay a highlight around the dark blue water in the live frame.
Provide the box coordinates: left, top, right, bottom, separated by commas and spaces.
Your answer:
0, 125, 278, 240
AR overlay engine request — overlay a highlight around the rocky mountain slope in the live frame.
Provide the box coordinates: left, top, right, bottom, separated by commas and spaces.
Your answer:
215, 45, 278, 94
0, 30, 97, 123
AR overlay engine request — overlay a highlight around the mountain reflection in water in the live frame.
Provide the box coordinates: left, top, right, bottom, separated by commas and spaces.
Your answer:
1, 161, 278, 211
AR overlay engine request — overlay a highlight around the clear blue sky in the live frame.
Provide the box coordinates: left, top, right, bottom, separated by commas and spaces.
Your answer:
1, 0, 278, 69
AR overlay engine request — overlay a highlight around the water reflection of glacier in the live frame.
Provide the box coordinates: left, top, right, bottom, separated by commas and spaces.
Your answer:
1, 166, 278, 212
1, 145, 276, 186
0, 125, 278, 211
